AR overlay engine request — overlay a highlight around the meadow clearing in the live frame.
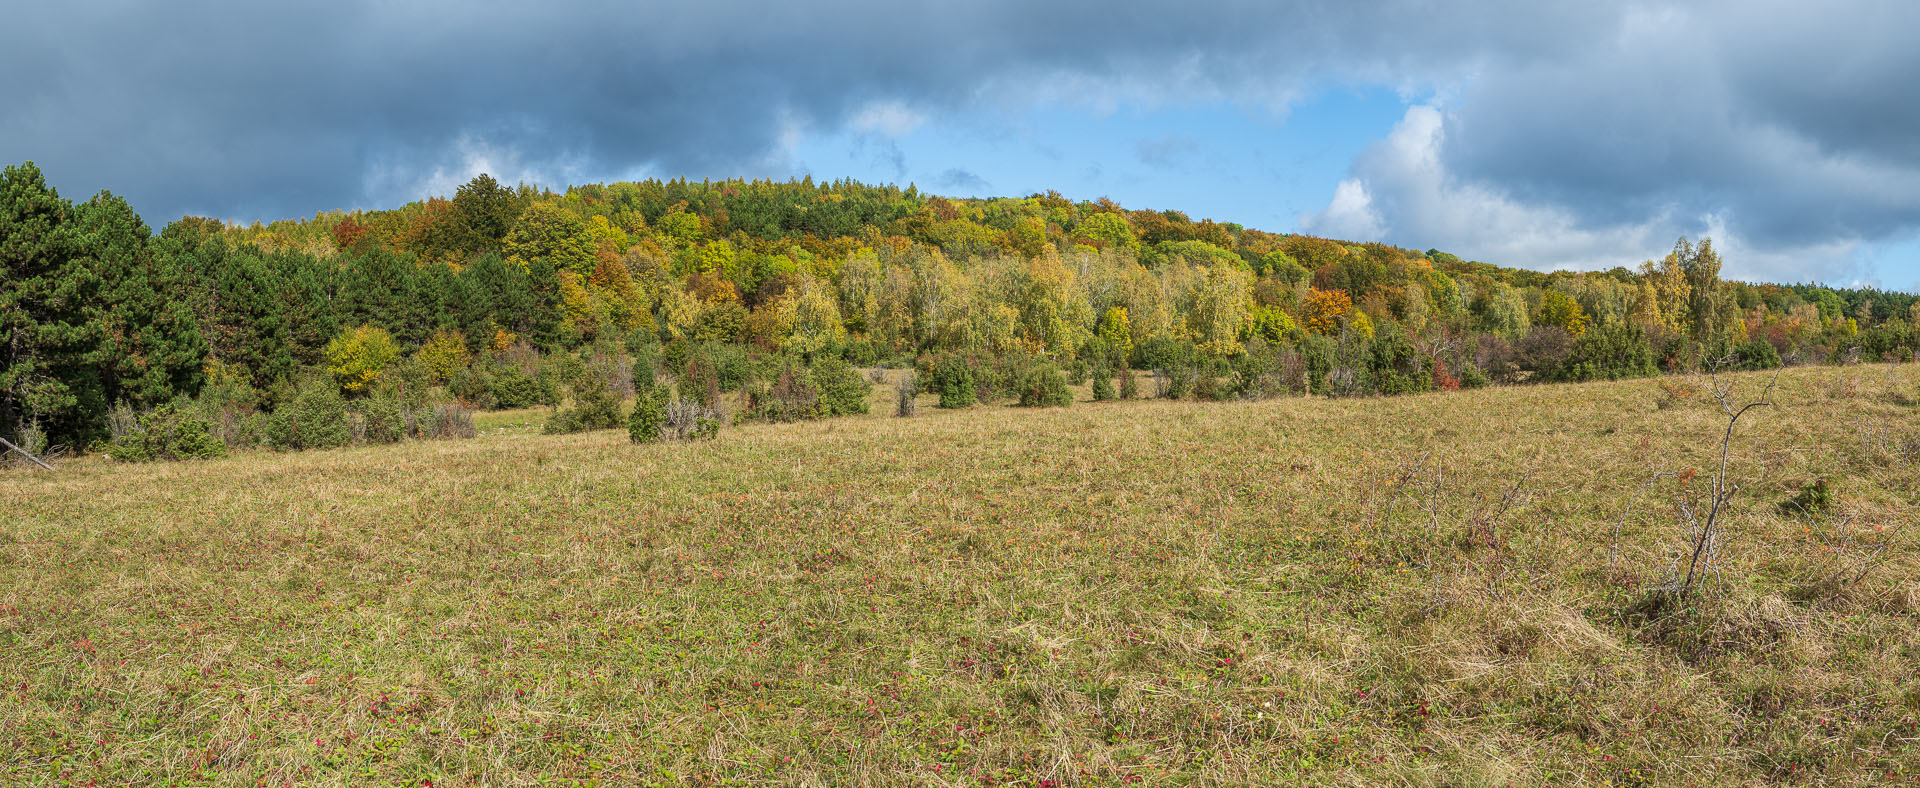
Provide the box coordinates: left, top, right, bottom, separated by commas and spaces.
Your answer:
1, 365, 1915, 787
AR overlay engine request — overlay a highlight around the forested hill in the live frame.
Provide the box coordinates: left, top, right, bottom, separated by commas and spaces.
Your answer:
4, 161, 1918, 448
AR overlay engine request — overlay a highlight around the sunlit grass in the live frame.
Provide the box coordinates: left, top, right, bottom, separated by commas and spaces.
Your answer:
2, 365, 1915, 786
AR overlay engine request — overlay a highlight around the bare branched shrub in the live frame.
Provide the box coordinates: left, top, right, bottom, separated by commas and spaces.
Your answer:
411, 404, 478, 440
663, 398, 721, 441
1352, 452, 1432, 571
15, 421, 50, 458
1278, 351, 1308, 395
1823, 371, 1860, 400
895, 371, 918, 417
1789, 511, 1894, 606
1611, 471, 1676, 577
1653, 377, 1693, 410
106, 403, 142, 442
1464, 473, 1533, 601
1660, 358, 1780, 602
1325, 366, 1359, 397
868, 366, 890, 385
587, 351, 636, 398
1352, 451, 1540, 607
1848, 418, 1920, 468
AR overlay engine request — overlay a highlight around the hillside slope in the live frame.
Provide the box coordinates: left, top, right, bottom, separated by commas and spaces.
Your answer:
2, 366, 1916, 785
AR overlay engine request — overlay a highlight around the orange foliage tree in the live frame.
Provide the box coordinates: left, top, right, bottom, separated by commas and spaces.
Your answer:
1302, 287, 1353, 335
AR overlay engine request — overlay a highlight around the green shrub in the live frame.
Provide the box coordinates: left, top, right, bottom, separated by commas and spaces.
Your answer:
449, 366, 496, 408
1736, 338, 1783, 370
1228, 341, 1295, 400
661, 340, 694, 377
1079, 336, 1114, 367
702, 342, 753, 391
191, 370, 265, 448
681, 356, 721, 409
1090, 365, 1116, 401
1367, 324, 1433, 395
843, 338, 883, 367
934, 355, 976, 409
812, 356, 871, 416
1194, 357, 1234, 401
1161, 365, 1195, 400
371, 356, 432, 409
103, 402, 228, 462
354, 396, 407, 444
628, 383, 668, 443
545, 380, 625, 434
1460, 362, 1492, 389
745, 364, 821, 422
1781, 478, 1834, 516
325, 324, 400, 395
536, 355, 578, 407
1137, 336, 1197, 372
415, 329, 472, 385
630, 343, 660, 389
1016, 363, 1073, 407
1549, 322, 1659, 382
266, 379, 352, 451
488, 364, 542, 409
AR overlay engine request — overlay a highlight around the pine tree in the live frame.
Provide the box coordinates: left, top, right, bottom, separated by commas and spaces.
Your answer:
1, 162, 107, 444
451, 173, 521, 256
73, 191, 207, 408
266, 249, 338, 368
338, 248, 425, 344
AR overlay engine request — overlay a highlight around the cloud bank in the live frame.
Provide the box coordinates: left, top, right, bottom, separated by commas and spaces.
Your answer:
3, 1, 1914, 284
1304, 1, 1920, 284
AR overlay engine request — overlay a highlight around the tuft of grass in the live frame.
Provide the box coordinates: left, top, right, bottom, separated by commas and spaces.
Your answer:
1, 365, 1914, 786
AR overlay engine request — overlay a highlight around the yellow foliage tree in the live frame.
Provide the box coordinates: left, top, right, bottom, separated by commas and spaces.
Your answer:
1185, 264, 1251, 356
558, 271, 598, 339
780, 277, 846, 356
1539, 290, 1590, 336
325, 324, 400, 394
1098, 306, 1133, 357
415, 330, 470, 385
1349, 310, 1376, 341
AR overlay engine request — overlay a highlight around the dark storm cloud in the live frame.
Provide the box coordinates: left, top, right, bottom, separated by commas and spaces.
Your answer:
1435, 1, 1920, 248
1291, 0, 1920, 281
4, 0, 1916, 279
0, 0, 1590, 221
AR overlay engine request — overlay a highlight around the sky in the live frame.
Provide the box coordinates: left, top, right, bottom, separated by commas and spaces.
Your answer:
4, 0, 1917, 291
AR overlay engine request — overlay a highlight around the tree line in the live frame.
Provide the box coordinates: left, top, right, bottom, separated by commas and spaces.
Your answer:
5, 160, 1918, 452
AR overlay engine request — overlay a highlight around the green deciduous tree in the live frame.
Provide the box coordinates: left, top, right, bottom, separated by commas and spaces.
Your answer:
504, 202, 597, 277
1075, 211, 1137, 251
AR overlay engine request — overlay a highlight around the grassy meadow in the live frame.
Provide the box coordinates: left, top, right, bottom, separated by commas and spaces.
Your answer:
2, 365, 1916, 786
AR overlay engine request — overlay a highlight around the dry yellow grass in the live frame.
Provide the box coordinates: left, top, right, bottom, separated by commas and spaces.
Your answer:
2, 365, 1915, 786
